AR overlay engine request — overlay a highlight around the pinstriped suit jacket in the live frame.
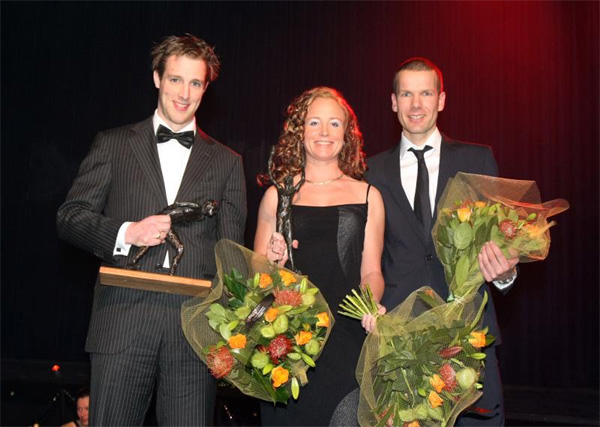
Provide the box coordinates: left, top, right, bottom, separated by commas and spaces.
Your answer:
366, 135, 503, 342
57, 116, 247, 354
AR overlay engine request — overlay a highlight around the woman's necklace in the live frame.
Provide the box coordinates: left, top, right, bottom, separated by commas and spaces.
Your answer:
305, 173, 344, 186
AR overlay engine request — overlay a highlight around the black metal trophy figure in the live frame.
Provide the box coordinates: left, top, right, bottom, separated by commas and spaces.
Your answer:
127, 200, 218, 275
267, 146, 305, 273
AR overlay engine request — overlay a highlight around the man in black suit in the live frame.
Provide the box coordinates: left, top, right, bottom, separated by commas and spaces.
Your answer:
57, 35, 247, 426
367, 57, 518, 425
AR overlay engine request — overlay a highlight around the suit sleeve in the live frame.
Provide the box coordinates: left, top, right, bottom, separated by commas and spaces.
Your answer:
56, 132, 122, 263
217, 154, 247, 244
480, 146, 499, 177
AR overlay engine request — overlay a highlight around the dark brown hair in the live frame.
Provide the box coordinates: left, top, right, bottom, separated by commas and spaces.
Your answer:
151, 34, 220, 83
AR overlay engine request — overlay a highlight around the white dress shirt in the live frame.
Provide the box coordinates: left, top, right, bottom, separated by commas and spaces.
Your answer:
398, 127, 515, 289
113, 111, 195, 265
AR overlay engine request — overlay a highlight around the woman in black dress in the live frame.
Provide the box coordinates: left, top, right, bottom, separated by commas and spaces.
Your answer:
254, 87, 386, 426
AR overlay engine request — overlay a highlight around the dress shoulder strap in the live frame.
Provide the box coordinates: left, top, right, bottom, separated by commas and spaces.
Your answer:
365, 184, 372, 204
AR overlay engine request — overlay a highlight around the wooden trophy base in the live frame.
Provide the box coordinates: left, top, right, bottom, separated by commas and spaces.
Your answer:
99, 266, 212, 297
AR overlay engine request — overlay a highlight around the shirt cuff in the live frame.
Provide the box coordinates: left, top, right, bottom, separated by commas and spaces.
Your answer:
492, 268, 517, 290
113, 222, 133, 256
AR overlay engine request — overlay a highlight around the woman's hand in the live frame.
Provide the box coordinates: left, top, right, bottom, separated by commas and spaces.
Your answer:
266, 232, 298, 266
361, 303, 386, 333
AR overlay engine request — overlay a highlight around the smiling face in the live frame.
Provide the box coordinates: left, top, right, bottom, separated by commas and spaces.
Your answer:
303, 97, 346, 163
77, 396, 89, 426
153, 54, 208, 131
392, 69, 446, 146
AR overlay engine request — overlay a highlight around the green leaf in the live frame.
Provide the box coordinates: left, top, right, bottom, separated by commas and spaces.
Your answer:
227, 320, 240, 331
526, 212, 537, 221
453, 222, 473, 250
262, 363, 274, 375
219, 323, 231, 341
287, 352, 302, 361
209, 303, 227, 317
454, 254, 471, 288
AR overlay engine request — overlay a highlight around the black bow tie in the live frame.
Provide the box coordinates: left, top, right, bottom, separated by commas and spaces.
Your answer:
156, 124, 195, 149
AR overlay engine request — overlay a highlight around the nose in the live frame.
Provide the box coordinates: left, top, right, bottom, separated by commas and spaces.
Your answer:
179, 84, 190, 100
411, 94, 421, 108
319, 125, 329, 136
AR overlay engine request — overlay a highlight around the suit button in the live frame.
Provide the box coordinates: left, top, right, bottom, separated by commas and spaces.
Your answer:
426, 254, 433, 261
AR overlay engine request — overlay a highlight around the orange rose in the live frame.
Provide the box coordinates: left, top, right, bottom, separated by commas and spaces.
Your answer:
259, 273, 273, 289
295, 331, 312, 345
424, 289, 435, 297
316, 312, 330, 328
475, 201, 486, 209
428, 390, 443, 408
271, 366, 289, 388
265, 307, 279, 323
279, 270, 297, 286
228, 334, 247, 349
468, 331, 486, 348
457, 207, 472, 222
407, 422, 420, 427
429, 374, 446, 393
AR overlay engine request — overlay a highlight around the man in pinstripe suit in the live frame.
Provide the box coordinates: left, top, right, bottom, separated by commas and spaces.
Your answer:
367, 57, 519, 425
57, 35, 247, 426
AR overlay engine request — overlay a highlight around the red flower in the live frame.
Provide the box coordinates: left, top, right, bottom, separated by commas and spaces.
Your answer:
268, 335, 293, 363
440, 363, 457, 391
274, 289, 303, 307
206, 346, 235, 379
499, 219, 518, 239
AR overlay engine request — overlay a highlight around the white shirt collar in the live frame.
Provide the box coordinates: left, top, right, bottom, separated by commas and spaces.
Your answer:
399, 127, 442, 159
152, 110, 196, 135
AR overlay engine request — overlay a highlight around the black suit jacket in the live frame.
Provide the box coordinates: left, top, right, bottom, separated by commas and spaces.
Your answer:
57, 117, 247, 353
367, 134, 504, 342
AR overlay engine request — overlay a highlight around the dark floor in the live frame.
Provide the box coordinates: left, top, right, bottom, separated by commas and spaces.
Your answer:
2, 359, 598, 426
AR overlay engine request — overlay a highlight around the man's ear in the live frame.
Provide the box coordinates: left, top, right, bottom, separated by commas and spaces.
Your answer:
391, 93, 398, 113
438, 91, 446, 112
153, 71, 161, 89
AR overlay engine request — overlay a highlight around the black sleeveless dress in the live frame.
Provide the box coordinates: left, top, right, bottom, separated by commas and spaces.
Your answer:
260, 190, 370, 426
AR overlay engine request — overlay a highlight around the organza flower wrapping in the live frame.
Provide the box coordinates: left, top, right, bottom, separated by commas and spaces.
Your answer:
432, 172, 569, 299
181, 240, 334, 404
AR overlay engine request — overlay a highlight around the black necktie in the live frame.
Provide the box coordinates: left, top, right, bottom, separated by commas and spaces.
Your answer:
409, 146, 433, 233
156, 124, 195, 149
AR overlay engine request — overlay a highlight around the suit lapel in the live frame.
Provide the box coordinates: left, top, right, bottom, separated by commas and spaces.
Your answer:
384, 144, 428, 245
129, 118, 168, 205
175, 128, 214, 202
434, 136, 457, 220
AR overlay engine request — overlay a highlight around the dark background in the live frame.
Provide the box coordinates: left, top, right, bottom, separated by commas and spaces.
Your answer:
2, 1, 598, 425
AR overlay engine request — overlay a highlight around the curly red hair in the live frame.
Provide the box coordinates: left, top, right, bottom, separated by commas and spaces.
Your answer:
259, 87, 366, 186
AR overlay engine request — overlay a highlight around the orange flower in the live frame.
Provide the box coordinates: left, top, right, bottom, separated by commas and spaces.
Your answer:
279, 270, 297, 286
316, 312, 330, 328
259, 273, 273, 289
265, 307, 279, 323
228, 334, 247, 349
271, 366, 289, 388
457, 207, 472, 222
424, 289, 435, 298
468, 331, 486, 348
428, 390, 443, 408
429, 374, 446, 393
407, 422, 420, 427
475, 201, 486, 209
295, 331, 312, 345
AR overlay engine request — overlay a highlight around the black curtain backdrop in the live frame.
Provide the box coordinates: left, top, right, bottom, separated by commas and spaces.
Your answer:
2, 1, 598, 389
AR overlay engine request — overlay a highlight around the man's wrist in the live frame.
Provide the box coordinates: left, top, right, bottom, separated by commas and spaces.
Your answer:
494, 266, 517, 285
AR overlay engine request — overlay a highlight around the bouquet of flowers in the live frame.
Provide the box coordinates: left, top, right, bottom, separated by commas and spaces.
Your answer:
347, 173, 568, 427
433, 173, 570, 299
182, 239, 333, 404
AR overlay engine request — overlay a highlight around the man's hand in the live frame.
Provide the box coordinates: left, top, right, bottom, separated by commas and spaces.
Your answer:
125, 215, 171, 247
478, 241, 519, 282
266, 231, 298, 266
